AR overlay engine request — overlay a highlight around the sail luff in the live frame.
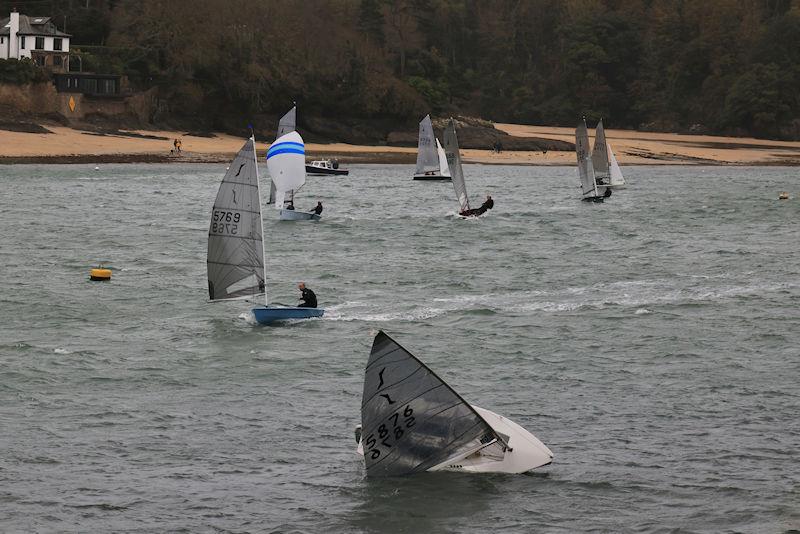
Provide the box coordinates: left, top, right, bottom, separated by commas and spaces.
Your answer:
443, 119, 470, 212
251, 136, 268, 307
576, 119, 598, 199
415, 115, 440, 174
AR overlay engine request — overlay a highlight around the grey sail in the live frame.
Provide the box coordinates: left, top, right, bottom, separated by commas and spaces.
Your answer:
361, 331, 505, 477
415, 115, 440, 175
268, 106, 297, 204
207, 138, 265, 300
443, 119, 470, 212
576, 119, 598, 199
591, 119, 609, 184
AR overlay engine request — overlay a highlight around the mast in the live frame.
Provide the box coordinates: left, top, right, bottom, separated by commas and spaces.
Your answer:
251, 134, 269, 307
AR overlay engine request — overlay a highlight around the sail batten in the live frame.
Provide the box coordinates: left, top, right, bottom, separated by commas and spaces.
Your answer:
207, 138, 265, 301
415, 115, 440, 174
361, 331, 505, 477
443, 119, 470, 212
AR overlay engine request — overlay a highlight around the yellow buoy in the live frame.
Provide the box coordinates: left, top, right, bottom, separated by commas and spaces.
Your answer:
90, 267, 112, 281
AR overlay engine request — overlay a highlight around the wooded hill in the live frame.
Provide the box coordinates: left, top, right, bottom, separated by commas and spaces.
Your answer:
3, 0, 800, 141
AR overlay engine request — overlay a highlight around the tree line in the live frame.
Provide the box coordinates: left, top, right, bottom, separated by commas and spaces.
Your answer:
2, 0, 800, 140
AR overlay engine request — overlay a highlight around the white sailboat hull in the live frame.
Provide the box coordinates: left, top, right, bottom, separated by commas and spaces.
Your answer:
355, 405, 552, 475
279, 209, 321, 221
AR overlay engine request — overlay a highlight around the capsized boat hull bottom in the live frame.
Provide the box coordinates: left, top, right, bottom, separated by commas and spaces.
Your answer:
279, 209, 321, 221
252, 306, 324, 324
355, 405, 552, 474
413, 174, 452, 181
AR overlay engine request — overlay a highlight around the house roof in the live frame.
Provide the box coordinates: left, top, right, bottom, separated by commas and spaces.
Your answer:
0, 14, 71, 37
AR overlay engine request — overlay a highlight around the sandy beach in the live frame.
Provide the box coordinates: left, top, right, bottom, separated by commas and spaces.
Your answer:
1, 123, 800, 165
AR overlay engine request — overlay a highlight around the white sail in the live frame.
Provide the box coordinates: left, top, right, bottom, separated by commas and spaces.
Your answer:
443, 119, 470, 212
267, 131, 306, 209
591, 119, 609, 184
608, 142, 625, 187
415, 114, 440, 175
207, 138, 266, 302
267, 106, 297, 205
576, 119, 599, 199
436, 138, 451, 178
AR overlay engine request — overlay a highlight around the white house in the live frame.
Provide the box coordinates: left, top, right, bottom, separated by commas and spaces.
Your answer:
0, 10, 70, 71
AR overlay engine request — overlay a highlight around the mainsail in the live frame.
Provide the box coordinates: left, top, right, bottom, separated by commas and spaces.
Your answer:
267, 131, 306, 209
361, 331, 506, 477
608, 142, 625, 186
207, 138, 265, 301
415, 115, 440, 175
443, 119, 470, 212
267, 106, 297, 205
576, 119, 598, 199
591, 119, 610, 184
436, 138, 451, 178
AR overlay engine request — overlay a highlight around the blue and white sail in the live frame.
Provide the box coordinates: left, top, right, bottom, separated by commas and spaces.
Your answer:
267, 106, 297, 205
267, 131, 307, 210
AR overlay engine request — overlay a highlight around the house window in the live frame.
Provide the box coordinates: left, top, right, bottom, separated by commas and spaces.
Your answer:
35, 55, 45, 66
53, 38, 62, 51
35, 37, 44, 50
20, 36, 25, 49
53, 56, 62, 67
1, 37, 4, 44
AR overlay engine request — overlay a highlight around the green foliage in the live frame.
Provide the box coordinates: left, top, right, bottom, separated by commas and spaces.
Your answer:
0, 59, 50, 84
18, 0, 800, 138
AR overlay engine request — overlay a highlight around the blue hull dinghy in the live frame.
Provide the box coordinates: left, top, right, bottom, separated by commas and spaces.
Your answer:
251, 306, 324, 324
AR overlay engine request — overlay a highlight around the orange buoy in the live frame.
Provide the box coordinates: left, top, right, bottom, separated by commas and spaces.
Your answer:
90, 267, 112, 281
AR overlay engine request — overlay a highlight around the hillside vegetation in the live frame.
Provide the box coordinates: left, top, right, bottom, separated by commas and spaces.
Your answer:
2, 0, 800, 140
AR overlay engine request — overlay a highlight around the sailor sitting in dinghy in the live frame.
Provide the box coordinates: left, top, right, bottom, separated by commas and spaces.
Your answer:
298, 282, 318, 308
460, 195, 494, 217
312, 201, 323, 216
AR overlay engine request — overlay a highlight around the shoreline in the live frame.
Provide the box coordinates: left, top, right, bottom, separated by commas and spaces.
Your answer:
2, 124, 800, 166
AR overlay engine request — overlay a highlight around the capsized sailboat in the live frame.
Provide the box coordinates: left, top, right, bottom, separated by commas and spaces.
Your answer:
413, 114, 451, 180
356, 331, 553, 476
576, 118, 609, 202
207, 135, 324, 325
591, 119, 625, 189
268, 131, 320, 221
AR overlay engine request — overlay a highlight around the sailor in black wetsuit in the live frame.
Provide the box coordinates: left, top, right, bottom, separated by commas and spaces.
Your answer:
312, 201, 323, 216
297, 282, 317, 308
460, 195, 494, 217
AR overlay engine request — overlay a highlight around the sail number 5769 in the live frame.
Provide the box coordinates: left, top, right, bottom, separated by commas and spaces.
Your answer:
212, 210, 241, 235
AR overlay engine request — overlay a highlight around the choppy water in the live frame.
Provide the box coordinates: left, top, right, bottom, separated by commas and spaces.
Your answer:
1, 163, 799, 533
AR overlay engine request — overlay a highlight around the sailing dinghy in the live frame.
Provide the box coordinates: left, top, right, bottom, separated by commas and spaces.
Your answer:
442, 118, 493, 217
207, 135, 324, 325
356, 331, 553, 476
576, 118, 609, 202
268, 131, 320, 221
592, 119, 625, 189
413, 114, 451, 180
